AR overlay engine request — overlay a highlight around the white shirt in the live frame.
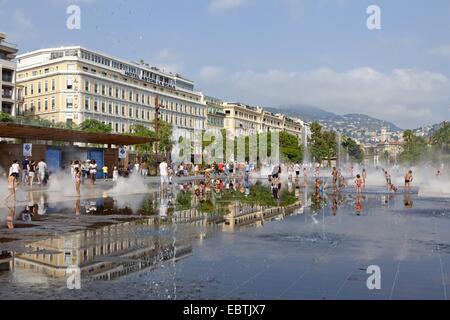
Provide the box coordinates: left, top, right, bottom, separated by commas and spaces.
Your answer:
37, 161, 47, 173
159, 161, 168, 176
10, 163, 20, 174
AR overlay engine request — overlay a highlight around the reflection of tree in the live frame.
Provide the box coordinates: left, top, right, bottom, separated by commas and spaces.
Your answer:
175, 191, 193, 211
138, 194, 157, 216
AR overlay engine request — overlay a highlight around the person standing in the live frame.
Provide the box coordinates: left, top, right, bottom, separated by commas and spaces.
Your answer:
102, 165, 109, 181
22, 158, 30, 185
159, 159, 169, 190
9, 160, 20, 179
75, 167, 81, 196
113, 166, 119, 182
28, 160, 36, 187
3, 173, 18, 204
37, 159, 47, 185
89, 160, 97, 185
134, 161, 140, 175
141, 161, 148, 177
404, 170, 413, 191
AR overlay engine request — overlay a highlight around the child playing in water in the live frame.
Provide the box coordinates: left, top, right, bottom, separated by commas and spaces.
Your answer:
355, 174, 362, 194
404, 170, 413, 190
362, 169, 367, 187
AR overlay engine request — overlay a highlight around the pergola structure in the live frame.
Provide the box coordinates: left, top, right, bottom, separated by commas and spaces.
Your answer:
0, 122, 158, 145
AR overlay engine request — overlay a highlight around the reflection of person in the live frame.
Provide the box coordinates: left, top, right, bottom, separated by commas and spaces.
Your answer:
355, 195, 363, 215
6, 206, 15, 229
75, 197, 81, 216
355, 174, 362, 194
404, 194, 413, 208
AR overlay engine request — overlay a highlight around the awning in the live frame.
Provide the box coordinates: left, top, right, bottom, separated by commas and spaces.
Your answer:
0, 123, 157, 145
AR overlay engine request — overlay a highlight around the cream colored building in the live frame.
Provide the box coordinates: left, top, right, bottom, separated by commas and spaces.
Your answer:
0, 32, 18, 116
223, 102, 304, 141
16, 46, 207, 136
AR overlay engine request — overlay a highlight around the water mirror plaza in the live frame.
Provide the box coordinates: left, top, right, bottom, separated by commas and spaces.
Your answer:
1, 168, 449, 300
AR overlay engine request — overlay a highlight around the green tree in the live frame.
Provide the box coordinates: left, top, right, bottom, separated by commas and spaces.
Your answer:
79, 119, 112, 133
308, 122, 336, 166
399, 130, 428, 164
150, 120, 173, 158
0, 112, 14, 122
280, 131, 303, 163
431, 121, 450, 153
131, 124, 157, 156
342, 136, 364, 163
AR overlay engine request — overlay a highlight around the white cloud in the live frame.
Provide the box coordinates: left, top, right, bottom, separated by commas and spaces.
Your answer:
429, 45, 450, 58
209, 0, 251, 13
198, 66, 450, 128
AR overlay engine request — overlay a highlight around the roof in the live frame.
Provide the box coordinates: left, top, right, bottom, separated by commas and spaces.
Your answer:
0, 123, 157, 145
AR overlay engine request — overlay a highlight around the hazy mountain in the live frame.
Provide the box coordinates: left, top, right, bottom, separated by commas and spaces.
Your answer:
266, 105, 403, 132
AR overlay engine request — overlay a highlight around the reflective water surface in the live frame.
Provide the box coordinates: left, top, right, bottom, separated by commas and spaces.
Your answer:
1, 178, 449, 300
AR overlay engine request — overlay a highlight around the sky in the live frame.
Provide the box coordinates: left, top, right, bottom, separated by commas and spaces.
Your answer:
1, 0, 450, 129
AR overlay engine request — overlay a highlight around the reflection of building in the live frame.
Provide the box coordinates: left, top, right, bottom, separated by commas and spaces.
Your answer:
223, 201, 301, 232
0, 32, 18, 115
16, 46, 207, 135
13, 218, 192, 280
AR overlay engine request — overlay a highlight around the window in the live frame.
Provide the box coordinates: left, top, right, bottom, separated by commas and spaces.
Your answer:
51, 79, 55, 91
102, 84, 106, 95
115, 105, 118, 115
44, 81, 48, 92
128, 107, 132, 117
109, 103, 112, 114
94, 99, 98, 112
136, 109, 139, 119
85, 80, 89, 92
66, 97, 73, 109
30, 84, 33, 95
44, 99, 48, 111
94, 82, 98, 94
51, 97, 55, 111
122, 106, 125, 116
38, 82, 41, 94
30, 101, 34, 112
101, 100, 106, 113
115, 87, 119, 98
37, 99, 41, 111
66, 78, 73, 90
129, 91, 133, 101
24, 86, 28, 96
85, 97, 89, 110
109, 86, 112, 97
115, 123, 119, 132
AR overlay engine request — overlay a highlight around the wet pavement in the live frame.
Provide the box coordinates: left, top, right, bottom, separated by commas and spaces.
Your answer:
0, 177, 449, 300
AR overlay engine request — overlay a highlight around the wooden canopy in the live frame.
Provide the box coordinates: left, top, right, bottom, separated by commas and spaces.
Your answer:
0, 123, 157, 145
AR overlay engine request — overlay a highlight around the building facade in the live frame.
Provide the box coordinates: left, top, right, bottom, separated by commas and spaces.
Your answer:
16, 46, 207, 136
222, 102, 304, 141
204, 95, 225, 130
0, 32, 18, 115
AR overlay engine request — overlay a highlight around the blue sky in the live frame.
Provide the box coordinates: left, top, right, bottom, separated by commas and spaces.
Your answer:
1, 0, 450, 128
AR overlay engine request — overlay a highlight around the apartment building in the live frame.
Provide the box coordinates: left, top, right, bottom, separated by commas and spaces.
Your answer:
223, 102, 304, 141
204, 95, 225, 130
16, 46, 207, 136
0, 32, 18, 115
